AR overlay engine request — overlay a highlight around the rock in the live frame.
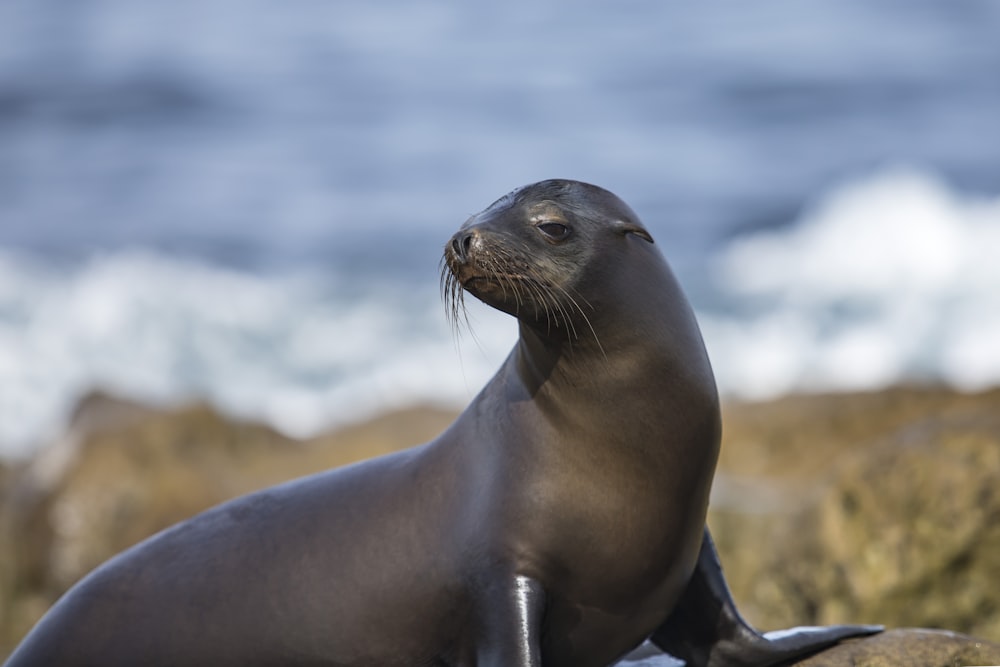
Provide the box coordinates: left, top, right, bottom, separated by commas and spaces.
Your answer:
709, 386, 1000, 641
0, 392, 457, 659
615, 629, 1000, 667
761, 416, 1000, 637
635, 387, 1000, 662
794, 628, 1000, 667
0, 460, 11, 645
3, 385, 1000, 660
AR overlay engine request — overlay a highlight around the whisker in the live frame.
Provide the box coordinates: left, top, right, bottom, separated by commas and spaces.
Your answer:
553, 283, 606, 359
440, 238, 604, 359
440, 258, 471, 336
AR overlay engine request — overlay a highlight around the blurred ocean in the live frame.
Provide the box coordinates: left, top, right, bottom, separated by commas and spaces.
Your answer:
1, 0, 999, 458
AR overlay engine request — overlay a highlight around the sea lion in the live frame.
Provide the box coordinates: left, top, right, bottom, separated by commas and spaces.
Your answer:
4, 179, 879, 667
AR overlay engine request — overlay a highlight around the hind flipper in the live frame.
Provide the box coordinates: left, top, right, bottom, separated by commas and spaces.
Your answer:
650, 528, 881, 667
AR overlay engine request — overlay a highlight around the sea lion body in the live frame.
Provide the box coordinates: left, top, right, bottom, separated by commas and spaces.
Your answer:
5, 180, 878, 667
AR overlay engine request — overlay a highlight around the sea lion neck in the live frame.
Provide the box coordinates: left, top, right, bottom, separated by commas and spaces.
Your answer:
510, 323, 564, 397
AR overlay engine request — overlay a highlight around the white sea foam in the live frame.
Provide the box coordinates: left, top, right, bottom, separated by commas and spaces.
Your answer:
705, 167, 1000, 399
0, 249, 515, 459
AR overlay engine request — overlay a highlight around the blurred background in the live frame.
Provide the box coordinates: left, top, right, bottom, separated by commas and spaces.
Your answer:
1, 0, 999, 458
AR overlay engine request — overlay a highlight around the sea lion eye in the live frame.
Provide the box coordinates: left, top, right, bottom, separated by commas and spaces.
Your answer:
536, 222, 570, 241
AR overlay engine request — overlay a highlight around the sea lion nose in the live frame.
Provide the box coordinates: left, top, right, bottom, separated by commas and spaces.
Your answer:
451, 230, 477, 263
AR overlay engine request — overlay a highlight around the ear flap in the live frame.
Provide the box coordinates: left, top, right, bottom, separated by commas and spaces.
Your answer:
612, 220, 654, 244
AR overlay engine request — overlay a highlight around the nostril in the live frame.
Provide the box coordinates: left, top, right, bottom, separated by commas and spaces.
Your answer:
452, 232, 475, 260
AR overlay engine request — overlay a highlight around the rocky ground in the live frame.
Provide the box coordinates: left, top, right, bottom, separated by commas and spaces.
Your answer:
1, 385, 998, 664
712, 386, 1000, 642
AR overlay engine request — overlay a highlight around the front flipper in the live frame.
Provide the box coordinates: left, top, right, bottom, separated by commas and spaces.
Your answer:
650, 528, 881, 667
477, 574, 546, 667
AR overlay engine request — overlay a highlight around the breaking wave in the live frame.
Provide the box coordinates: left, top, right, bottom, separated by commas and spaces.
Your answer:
705, 167, 1000, 399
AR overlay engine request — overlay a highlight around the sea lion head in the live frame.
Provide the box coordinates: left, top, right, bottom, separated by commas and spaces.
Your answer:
442, 179, 654, 340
